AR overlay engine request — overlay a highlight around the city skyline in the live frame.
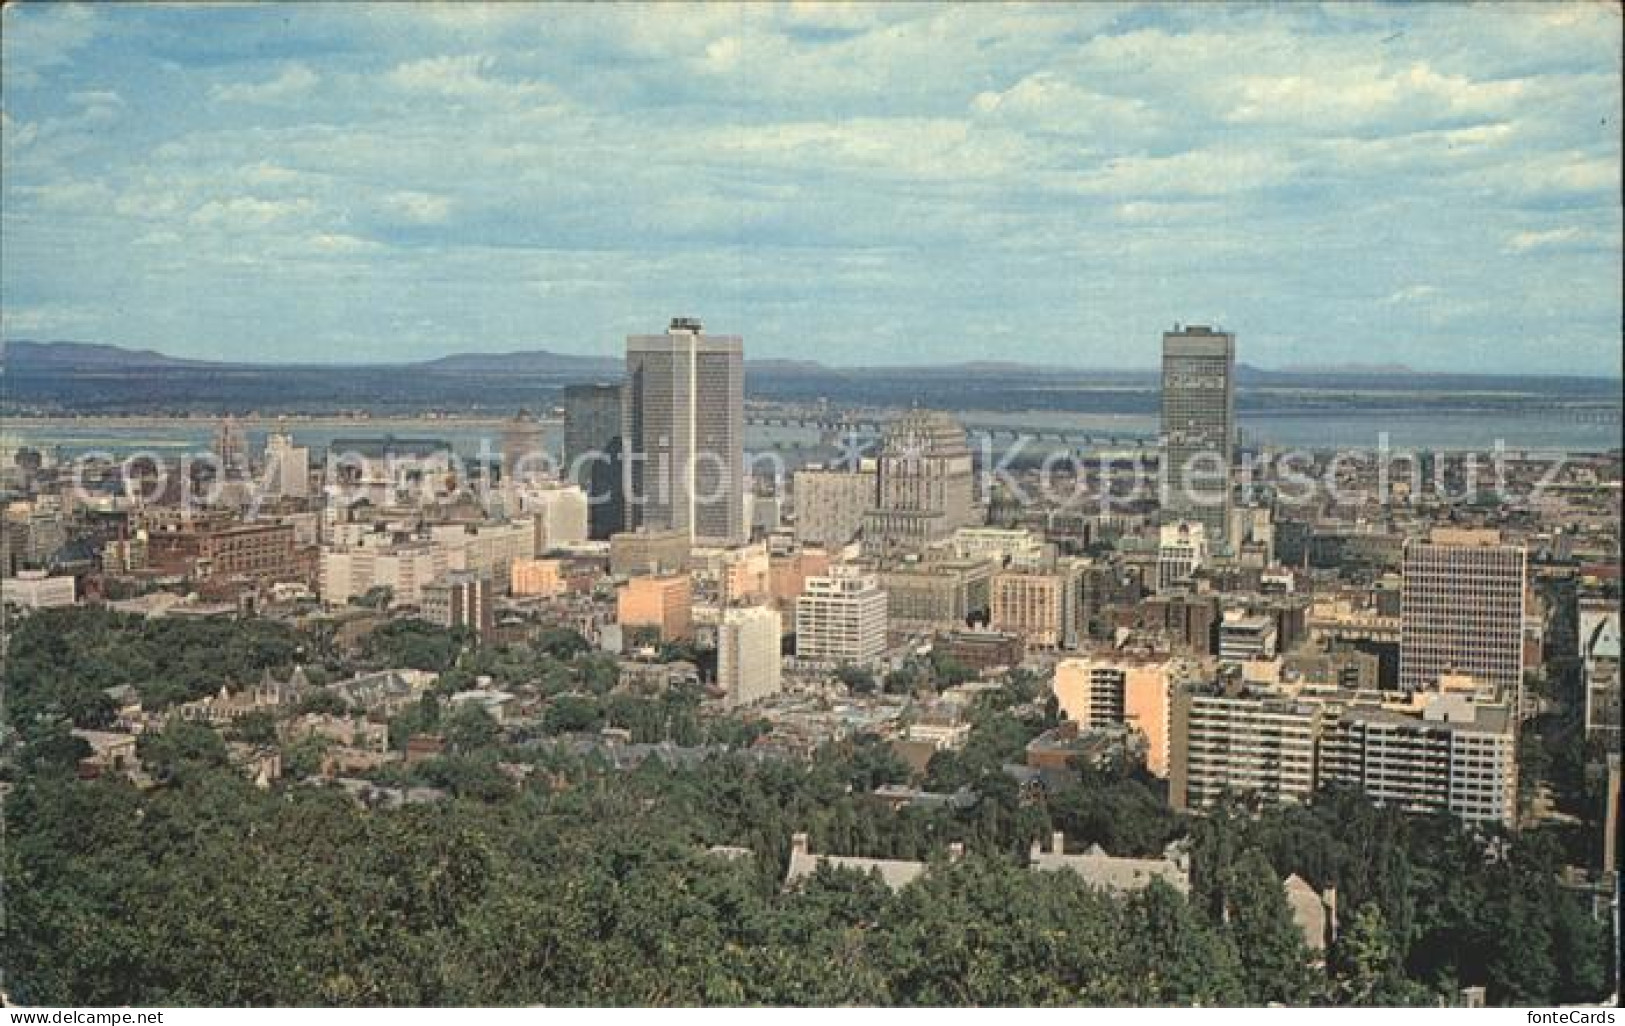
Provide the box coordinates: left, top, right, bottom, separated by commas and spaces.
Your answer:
3, 2, 1621, 375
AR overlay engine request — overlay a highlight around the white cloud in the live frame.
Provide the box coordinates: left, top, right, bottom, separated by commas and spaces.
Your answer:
1382, 284, 1440, 305
379, 190, 452, 225
1504, 227, 1601, 253
190, 196, 316, 229
212, 64, 319, 104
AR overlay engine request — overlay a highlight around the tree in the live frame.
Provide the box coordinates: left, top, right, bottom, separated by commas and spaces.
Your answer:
837, 664, 877, 694
230, 710, 278, 746
1332, 902, 1430, 1006
137, 718, 228, 783
1221, 849, 1317, 1005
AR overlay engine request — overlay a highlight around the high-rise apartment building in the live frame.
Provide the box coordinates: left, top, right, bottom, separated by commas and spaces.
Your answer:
1160, 325, 1235, 548
623, 318, 745, 546
1053, 656, 1194, 777
1170, 678, 1519, 825
562, 383, 625, 540
1399, 528, 1527, 701
861, 410, 977, 556
795, 567, 888, 666
718, 605, 783, 707
1170, 683, 1323, 811
1319, 689, 1516, 826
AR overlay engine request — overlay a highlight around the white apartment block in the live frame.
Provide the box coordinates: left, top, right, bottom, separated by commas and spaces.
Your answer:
718, 605, 783, 707
1171, 687, 1322, 811
795, 567, 888, 666
320, 543, 453, 607
1579, 597, 1620, 747
1320, 690, 1517, 826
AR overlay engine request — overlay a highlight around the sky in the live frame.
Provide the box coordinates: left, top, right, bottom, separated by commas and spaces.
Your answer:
1, 2, 1620, 374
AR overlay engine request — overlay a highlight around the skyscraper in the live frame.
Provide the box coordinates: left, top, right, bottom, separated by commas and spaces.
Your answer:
623, 318, 745, 547
562, 383, 625, 540
1160, 325, 1235, 548
1400, 528, 1527, 702
860, 409, 977, 556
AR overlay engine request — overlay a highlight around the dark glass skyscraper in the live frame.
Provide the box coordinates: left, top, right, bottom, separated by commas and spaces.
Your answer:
562, 383, 625, 540
1160, 324, 1235, 548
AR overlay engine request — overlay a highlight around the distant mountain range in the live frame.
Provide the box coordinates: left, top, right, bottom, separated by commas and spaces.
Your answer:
0, 339, 1427, 379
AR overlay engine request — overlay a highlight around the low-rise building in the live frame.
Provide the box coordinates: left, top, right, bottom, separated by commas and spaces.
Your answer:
1, 569, 75, 609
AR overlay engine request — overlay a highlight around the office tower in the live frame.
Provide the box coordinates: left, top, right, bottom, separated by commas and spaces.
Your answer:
263, 432, 310, 499
1160, 325, 1235, 548
1399, 528, 1527, 701
879, 558, 993, 632
562, 383, 625, 540
1156, 520, 1209, 591
1053, 657, 1191, 777
501, 409, 548, 485
623, 318, 745, 546
421, 571, 494, 639
718, 605, 783, 707
1169, 683, 1323, 811
793, 463, 876, 547
795, 567, 889, 666
861, 409, 978, 556
1319, 688, 1517, 827
617, 572, 693, 643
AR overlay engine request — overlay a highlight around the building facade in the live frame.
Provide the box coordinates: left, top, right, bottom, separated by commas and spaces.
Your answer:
562, 383, 626, 540
793, 464, 876, 548
718, 605, 783, 707
1160, 325, 1235, 548
990, 567, 1078, 650
420, 571, 494, 638
623, 318, 745, 546
617, 572, 693, 642
795, 567, 888, 666
861, 410, 978, 556
1400, 529, 1527, 700
1157, 520, 1209, 592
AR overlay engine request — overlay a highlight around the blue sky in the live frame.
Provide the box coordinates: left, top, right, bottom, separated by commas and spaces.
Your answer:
2, 2, 1619, 373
